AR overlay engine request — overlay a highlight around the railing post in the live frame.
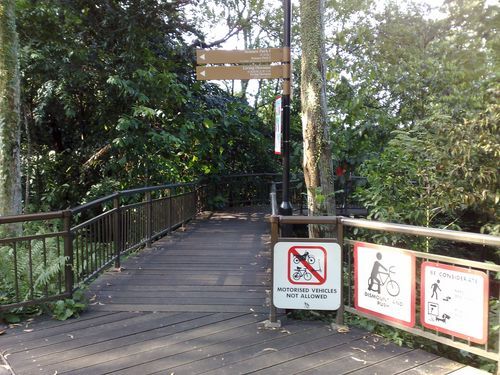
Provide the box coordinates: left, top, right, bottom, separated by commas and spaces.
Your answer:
192, 185, 198, 217
270, 183, 278, 216
145, 191, 153, 248
168, 187, 174, 234
300, 186, 304, 215
497, 285, 500, 375
63, 210, 74, 296
336, 216, 345, 325
113, 194, 122, 270
229, 178, 234, 207
266, 215, 281, 327
196, 184, 204, 213
180, 186, 185, 227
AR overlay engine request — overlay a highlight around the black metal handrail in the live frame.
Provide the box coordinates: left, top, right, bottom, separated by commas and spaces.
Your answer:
0, 174, 281, 312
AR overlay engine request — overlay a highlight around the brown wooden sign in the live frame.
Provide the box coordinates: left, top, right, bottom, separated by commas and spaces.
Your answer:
196, 65, 289, 81
196, 48, 290, 65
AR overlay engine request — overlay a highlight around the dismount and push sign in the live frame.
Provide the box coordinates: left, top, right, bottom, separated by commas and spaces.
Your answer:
273, 242, 341, 310
421, 262, 489, 344
354, 242, 416, 327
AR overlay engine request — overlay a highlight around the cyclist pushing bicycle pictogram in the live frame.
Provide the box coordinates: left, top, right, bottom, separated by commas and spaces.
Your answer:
367, 252, 400, 297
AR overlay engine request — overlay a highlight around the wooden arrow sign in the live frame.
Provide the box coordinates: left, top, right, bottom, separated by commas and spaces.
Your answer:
196, 65, 290, 81
196, 48, 290, 65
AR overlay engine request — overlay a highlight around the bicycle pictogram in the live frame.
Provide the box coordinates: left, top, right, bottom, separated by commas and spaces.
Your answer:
292, 266, 312, 281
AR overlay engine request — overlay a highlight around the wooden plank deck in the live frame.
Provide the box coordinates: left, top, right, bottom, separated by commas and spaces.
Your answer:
0, 208, 487, 375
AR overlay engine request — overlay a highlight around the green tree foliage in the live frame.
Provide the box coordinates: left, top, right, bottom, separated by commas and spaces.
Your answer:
325, 0, 395, 169
359, 88, 499, 235
16, 0, 275, 210
353, 0, 499, 237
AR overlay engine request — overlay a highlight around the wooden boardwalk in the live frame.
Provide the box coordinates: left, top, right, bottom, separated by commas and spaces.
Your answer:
1, 209, 487, 375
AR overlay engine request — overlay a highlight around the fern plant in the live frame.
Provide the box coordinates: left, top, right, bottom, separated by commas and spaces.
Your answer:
0, 222, 68, 309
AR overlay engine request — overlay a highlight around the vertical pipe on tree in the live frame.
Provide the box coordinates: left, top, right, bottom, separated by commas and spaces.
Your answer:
0, 1, 22, 229
279, 0, 293, 217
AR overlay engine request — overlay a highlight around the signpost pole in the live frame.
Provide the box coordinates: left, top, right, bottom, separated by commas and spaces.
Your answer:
279, 0, 293, 217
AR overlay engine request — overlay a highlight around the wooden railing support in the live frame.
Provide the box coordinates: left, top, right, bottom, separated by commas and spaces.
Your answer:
63, 209, 74, 296
267, 215, 281, 327
335, 216, 344, 325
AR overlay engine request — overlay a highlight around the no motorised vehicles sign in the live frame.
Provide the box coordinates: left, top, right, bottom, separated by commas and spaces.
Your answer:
273, 242, 341, 310
421, 262, 489, 344
354, 242, 416, 327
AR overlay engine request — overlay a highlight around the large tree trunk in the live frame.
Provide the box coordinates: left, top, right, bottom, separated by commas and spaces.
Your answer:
300, 0, 336, 237
0, 0, 22, 221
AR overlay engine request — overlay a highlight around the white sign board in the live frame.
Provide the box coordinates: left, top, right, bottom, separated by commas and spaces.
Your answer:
421, 262, 488, 344
274, 96, 282, 155
273, 242, 341, 310
354, 242, 415, 327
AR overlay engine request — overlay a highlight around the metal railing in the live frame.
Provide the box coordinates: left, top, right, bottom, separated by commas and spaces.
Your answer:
0, 174, 281, 312
69, 183, 199, 287
0, 211, 72, 310
268, 213, 500, 371
202, 173, 281, 207
270, 179, 306, 215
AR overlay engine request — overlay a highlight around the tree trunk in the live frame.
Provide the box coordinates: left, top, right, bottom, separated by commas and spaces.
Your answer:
299, 0, 336, 237
0, 0, 22, 222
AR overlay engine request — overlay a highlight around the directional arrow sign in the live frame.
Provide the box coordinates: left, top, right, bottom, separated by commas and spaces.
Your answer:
196, 65, 289, 81
196, 48, 290, 64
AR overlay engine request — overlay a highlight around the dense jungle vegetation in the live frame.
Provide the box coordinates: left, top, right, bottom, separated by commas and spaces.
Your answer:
2, 0, 499, 237
16, 0, 277, 212
0, 1, 498, 369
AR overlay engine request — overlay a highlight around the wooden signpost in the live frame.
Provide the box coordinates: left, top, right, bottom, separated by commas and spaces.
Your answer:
196, 48, 290, 65
194, 0, 293, 223
196, 64, 289, 81
195, 47, 290, 81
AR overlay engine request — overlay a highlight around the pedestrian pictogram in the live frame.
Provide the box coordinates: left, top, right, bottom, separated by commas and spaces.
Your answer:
421, 262, 488, 344
288, 246, 326, 285
273, 241, 341, 310
354, 242, 415, 327
430, 279, 441, 299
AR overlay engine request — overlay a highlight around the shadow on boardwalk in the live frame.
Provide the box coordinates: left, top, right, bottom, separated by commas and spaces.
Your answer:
0, 208, 486, 374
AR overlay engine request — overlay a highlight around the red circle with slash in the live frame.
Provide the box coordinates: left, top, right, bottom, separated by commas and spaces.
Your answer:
287, 246, 327, 285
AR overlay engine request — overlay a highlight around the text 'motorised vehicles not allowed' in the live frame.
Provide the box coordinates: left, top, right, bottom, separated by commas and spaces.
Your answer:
273, 242, 341, 310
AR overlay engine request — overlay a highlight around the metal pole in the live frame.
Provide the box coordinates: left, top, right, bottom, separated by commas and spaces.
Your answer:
146, 191, 153, 248
113, 194, 122, 269
279, 0, 293, 217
